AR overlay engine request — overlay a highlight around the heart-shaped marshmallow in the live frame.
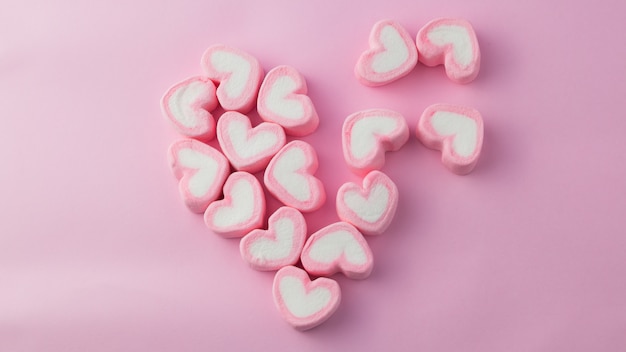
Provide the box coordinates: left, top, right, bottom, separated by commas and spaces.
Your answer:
416, 18, 480, 84
201, 44, 264, 113
336, 170, 398, 236
273, 265, 341, 331
240, 206, 306, 271
342, 109, 409, 176
257, 65, 319, 136
216, 111, 286, 173
416, 103, 484, 175
300, 222, 373, 280
264, 140, 325, 212
355, 19, 418, 87
168, 139, 230, 213
204, 171, 265, 238
161, 76, 218, 140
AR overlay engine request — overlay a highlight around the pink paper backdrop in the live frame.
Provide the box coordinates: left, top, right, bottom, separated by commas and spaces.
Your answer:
1, 0, 625, 351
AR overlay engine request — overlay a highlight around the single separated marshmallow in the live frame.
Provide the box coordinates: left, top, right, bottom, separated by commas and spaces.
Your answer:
355, 19, 418, 86
216, 111, 286, 173
161, 76, 218, 140
240, 206, 307, 271
416, 103, 484, 175
201, 44, 264, 113
273, 265, 341, 331
204, 171, 265, 238
416, 18, 480, 84
300, 222, 373, 280
168, 139, 230, 213
257, 65, 319, 136
342, 109, 409, 176
264, 141, 325, 213
336, 170, 398, 235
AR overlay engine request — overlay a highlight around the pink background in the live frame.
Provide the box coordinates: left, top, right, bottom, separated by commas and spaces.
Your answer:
2, 0, 625, 350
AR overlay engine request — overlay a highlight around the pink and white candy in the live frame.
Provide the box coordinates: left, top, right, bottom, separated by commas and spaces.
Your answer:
216, 111, 286, 173
416, 103, 484, 175
201, 44, 264, 113
355, 19, 418, 86
416, 18, 480, 84
257, 65, 319, 136
336, 170, 398, 236
168, 139, 230, 213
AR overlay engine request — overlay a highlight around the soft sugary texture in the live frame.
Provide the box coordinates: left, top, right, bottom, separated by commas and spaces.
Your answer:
240, 206, 306, 271
257, 65, 319, 136
342, 109, 409, 176
264, 140, 325, 212
416, 103, 484, 175
355, 19, 418, 86
216, 111, 286, 173
201, 44, 264, 113
168, 139, 230, 213
300, 222, 373, 280
272, 265, 341, 331
161, 76, 218, 140
336, 170, 398, 235
416, 18, 480, 84
204, 171, 265, 238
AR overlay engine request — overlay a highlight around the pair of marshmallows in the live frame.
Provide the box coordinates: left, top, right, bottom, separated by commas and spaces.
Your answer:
355, 18, 480, 86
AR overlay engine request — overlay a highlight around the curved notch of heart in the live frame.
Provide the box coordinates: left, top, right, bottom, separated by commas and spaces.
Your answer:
300, 222, 374, 280
217, 111, 286, 173
240, 206, 307, 271
168, 139, 230, 213
201, 44, 264, 113
204, 171, 266, 238
161, 76, 218, 140
416, 103, 484, 175
342, 109, 409, 176
416, 18, 481, 84
336, 170, 399, 236
273, 266, 341, 331
257, 65, 319, 136
355, 19, 418, 87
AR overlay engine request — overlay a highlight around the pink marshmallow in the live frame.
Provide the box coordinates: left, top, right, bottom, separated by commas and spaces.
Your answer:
273, 265, 341, 331
416, 18, 480, 84
416, 103, 484, 175
204, 171, 266, 238
201, 44, 264, 113
336, 170, 398, 236
168, 139, 230, 213
264, 141, 326, 213
216, 111, 286, 173
355, 19, 418, 87
239, 206, 306, 271
257, 65, 319, 137
342, 109, 409, 176
161, 76, 218, 140
300, 222, 374, 280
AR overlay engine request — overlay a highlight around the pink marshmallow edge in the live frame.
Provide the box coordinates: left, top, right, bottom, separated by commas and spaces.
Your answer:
216, 111, 286, 173
416, 103, 484, 175
204, 171, 266, 238
272, 266, 341, 331
336, 170, 398, 235
355, 19, 418, 87
300, 222, 374, 280
240, 206, 307, 271
342, 109, 410, 176
416, 18, 480, 84
168, 139, 230, 214
201, 44, 264, 113
257, 65, 319, 136
161, 76, 218, 140
264, 140, 326, 213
